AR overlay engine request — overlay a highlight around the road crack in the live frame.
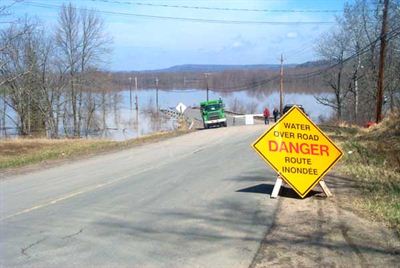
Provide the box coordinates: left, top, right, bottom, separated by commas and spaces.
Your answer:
21, 238, 46, 258
62, 228, 83, 239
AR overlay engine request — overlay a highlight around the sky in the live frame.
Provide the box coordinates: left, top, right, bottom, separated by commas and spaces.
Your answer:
3, 0, 353, 71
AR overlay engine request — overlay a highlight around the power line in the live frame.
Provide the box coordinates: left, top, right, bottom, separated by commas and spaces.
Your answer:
22, 1, 335, 25
82, 0, 345, 13
284, 25, 400, 80
284, 43, 315, 62
217, 25, 400, 90
215, 75, 281, 91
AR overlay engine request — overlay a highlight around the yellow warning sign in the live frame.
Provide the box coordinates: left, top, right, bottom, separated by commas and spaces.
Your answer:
252, 106, 343, 198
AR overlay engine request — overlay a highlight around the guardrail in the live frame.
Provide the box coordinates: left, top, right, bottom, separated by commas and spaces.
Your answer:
160, 108, 199, 130
160, 108, 181, 119
232, 114, 273, 125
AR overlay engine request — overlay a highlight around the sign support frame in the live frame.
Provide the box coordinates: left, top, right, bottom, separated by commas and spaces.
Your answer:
271, 176, 283, 199
270, 176, 333, 199
252, 105, 343, 198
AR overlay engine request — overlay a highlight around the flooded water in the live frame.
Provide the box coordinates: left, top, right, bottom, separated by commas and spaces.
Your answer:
1, 89, 333, 140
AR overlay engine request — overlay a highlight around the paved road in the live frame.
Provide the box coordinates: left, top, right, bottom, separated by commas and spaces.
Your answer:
0, 125, 278, 267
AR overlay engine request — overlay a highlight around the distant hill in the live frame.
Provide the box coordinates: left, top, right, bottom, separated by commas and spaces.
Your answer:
141, 64, 297, 73
111, 59, 330, 93
295, 60, 331, 68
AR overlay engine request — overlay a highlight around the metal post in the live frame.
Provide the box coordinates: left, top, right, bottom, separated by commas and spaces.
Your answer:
206, 76, 209, 101
376, 0, 389, 123
134, 76, 139, 134
129, 77, 132, 111
135, 77, 138, 113
204, 73, 210, 101
155, 77, 159, 114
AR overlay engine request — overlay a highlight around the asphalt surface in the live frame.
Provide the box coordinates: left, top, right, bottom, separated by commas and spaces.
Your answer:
0, 125, 278, 268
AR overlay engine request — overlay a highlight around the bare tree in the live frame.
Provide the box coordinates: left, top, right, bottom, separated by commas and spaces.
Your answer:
246, 101, 258, 114
0, 2, 30, 136
56, 3, 81, 136
315, 0, 400, 123
0, 19, 38, 135
56, 3, 111, 137
229, 98, 246, 114
316, 26, 351, 120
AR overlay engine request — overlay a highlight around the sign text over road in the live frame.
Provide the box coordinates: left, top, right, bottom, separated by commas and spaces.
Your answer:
252, 106, 343, 198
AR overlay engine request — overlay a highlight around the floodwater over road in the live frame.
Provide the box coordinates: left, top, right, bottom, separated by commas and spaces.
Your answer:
1, 89, 333, 140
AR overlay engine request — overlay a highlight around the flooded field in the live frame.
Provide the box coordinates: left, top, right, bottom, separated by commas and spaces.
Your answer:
1, 89, 333, 140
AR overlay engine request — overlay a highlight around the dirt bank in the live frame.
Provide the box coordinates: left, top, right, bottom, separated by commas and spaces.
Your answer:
250, 174, 400, 267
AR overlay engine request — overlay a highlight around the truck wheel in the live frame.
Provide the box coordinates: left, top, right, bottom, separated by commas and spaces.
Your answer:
223, 122, 227, 127
204, 123, 209, 129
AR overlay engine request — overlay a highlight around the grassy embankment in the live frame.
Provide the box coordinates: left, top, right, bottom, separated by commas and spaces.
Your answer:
323, 112, 400, 234
0, 130, 189, 171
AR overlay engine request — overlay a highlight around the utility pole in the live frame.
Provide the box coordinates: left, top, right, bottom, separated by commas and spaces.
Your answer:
134, 76, 139, 137
129, 77, 133, 111
155, 77, 159, 114
280, 54, 284, 115
204, 73, 210, 101
375, 0, 389, 123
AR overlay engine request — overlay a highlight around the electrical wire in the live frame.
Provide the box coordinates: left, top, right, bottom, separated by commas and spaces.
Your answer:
22, 1, 335, 25
214, 26, 400, 90
284, 25, 400, 80
214, 75, 281, 91
19, 1, 399, 87
82, 0, 345, 13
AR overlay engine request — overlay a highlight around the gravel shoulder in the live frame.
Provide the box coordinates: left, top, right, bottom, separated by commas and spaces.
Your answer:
250, 174, 400, 267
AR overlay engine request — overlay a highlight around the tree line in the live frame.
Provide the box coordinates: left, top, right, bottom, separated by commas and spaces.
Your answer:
2, 0, 399, 138
111, 62, 331, 95
314, 0, 400, 124
0, 3, 112, 137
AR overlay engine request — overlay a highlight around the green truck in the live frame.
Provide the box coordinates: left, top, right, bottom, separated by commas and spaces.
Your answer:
200, 99, 227, 129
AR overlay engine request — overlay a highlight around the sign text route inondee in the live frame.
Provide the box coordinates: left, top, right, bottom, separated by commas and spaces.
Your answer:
252, 106, 343, 198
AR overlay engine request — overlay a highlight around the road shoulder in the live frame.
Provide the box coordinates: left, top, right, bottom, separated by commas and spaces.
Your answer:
0, 130, 191, 178
250, 174, 400, 267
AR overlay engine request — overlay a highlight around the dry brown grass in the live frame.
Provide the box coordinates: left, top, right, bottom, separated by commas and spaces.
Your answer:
322, 113, 400, 234
0, 130, 190, 171
363, 110, 400, 138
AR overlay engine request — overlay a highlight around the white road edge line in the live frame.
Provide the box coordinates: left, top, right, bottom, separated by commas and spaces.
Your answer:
0, 175, 130, 222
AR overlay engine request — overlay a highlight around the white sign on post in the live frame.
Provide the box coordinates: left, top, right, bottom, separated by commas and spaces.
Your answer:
176, 102, 187, 114
245, 114, 254, 125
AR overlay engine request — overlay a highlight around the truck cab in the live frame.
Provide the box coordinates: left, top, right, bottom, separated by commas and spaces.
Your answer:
283, 104, 307, 115
200, 99, 227, 129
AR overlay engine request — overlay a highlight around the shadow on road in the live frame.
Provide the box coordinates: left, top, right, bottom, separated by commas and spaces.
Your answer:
237, 183, 321, 199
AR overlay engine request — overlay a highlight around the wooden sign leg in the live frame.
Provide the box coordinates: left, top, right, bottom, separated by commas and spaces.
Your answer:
319, 180, 333, 197
271, 176, 282, 199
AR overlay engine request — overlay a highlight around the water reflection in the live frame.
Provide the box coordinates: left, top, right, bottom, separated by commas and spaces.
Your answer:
134, 89, 332, 120
1, 89, 333, 140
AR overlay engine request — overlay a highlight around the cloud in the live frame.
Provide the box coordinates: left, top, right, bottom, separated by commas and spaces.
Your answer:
286, 32, 298, 39
230, 35, 255, 50
232, 41, 244, 48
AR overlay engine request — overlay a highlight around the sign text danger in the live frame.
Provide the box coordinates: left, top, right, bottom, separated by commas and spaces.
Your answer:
251, 106, 343, 198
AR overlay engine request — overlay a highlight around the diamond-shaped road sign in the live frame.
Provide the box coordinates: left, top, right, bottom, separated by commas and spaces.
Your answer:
252, 106, 343, 198
176, 102, 187, 114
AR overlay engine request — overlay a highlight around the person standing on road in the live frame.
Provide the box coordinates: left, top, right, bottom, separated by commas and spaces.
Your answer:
273, 108, 279, 122
263, 107, 270, 125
